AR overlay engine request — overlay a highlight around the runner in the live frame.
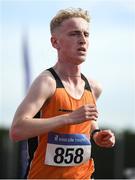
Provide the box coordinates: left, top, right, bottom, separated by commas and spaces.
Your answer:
10, 8, 115, 179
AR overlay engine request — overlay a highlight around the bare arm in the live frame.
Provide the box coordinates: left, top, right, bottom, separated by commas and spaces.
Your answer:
89, 79, 115, 148
10, 72, 99, 142
88, 78, 102, 132
10, 71, 65, 141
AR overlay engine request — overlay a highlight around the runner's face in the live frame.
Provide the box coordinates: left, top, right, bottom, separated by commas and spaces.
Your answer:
53, 17, 89, 65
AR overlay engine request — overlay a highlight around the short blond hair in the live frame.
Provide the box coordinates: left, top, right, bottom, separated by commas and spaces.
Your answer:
50, 7, 90, 34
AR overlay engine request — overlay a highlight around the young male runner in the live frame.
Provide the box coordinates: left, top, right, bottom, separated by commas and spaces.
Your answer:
10, 8, 115, 179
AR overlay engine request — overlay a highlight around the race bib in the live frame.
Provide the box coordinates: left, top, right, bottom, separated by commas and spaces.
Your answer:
45, 132, 91, 166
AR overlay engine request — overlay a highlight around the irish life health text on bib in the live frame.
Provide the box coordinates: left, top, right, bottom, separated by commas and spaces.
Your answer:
45, 132, 91, 166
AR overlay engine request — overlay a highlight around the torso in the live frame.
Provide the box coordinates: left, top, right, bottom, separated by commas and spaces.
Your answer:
27, 68, 96, 179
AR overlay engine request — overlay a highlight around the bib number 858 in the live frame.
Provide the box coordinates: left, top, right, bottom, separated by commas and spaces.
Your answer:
54, 147, 84, 164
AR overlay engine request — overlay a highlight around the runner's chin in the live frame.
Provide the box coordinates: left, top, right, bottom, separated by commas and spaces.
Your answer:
75, 56, 86, 65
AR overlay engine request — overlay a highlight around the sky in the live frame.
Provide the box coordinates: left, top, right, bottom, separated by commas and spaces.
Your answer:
1, 0, 135, 131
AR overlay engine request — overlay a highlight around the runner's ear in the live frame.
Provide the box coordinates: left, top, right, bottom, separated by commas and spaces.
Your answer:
51, 36, 60, 50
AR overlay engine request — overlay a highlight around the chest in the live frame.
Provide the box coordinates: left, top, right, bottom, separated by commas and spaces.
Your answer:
64, 85, 84, 100
44, 88, 95, 114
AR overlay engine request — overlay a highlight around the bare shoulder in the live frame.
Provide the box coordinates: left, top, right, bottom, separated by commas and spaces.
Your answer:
28, 69, 56, 99
37, 69, 56, 86
88, 78, 103, 100
12, 69, 56, 124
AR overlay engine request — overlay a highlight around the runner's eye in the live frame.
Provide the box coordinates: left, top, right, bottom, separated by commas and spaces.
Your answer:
84, 32, 89, 37
69, 32, 79, 36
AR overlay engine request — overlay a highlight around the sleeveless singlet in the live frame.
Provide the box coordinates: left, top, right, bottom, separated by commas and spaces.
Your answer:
27, 68, 96, 179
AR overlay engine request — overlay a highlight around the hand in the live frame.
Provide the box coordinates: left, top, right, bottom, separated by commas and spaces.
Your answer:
93, 130, 115, 148
68, 104, 98, 124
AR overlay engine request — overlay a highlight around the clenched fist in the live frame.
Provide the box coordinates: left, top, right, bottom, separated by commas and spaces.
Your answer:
68, 104, 98, 124
92, 129, 115, 148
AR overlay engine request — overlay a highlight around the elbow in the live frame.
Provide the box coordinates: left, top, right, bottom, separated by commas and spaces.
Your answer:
9, 124, 24, 142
